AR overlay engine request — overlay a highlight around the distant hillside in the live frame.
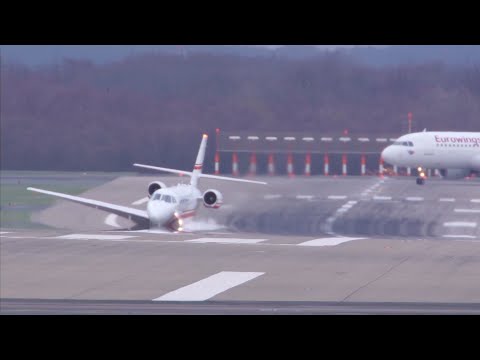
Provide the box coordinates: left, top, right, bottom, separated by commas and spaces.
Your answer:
340, 45, 480, 67
1, 45, 479, 67
0, 45, 272, 66
1, 51, 479, 171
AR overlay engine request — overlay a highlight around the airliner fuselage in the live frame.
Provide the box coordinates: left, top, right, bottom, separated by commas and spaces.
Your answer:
381, 131, 480, 184
382, 131, 480, 170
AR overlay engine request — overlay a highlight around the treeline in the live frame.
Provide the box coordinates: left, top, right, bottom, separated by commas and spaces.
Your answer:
1, 52, 479, 172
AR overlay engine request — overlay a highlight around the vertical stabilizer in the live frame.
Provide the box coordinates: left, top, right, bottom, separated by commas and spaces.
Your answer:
191, 134, 208, 187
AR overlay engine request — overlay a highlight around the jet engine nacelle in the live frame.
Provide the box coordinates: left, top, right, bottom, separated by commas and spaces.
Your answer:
471, 154, 480, 171
439, 169, 471, 180
147, 181, 167, 197
203, 189, 223, 209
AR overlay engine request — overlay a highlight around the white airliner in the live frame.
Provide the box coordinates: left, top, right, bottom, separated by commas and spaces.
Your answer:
381, 130, 480, 185
27, 134, 267, 231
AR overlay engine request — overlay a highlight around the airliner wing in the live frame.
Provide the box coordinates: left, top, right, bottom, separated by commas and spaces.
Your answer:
27, 187, 150, 225
133, 163, 267, 185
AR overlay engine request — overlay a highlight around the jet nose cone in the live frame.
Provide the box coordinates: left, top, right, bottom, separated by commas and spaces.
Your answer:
381, 146, 393, 164
147, 202, 176, 226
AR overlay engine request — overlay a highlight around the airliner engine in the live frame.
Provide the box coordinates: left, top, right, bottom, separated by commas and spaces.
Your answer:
147, 181, 167, 197
471, 154, 480, 171
203, 189, 223, 209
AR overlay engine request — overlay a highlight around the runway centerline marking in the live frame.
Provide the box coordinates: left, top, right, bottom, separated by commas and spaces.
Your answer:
296, 195, 314, 200
454, 209, 480, 214
104, 214, 121, 228
115, 229, 178, 235
57, 234, 138, 240
439, 198, 456, 202
186, 238, 267, 245
264, 194, 283, 200
443, 222, 477, 228
373, 196, 392, 201
442, 235, 477, 239
328, 195, 348, 200
298, 237, 366, 247
406, 197, 424, 202
471, 199, 480, 203
153, 271, 265, 301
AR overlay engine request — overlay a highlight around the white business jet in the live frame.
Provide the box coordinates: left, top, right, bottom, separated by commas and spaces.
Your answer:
381, 130, 480, 185
28, 134, 267, 231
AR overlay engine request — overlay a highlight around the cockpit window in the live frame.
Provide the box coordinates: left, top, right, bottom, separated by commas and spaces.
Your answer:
392, 141, 414, 147
152, 193, 161, 200
160, 194, 177, 204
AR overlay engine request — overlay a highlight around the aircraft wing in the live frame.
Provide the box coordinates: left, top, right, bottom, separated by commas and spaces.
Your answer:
198, 173, 267, 185
133, 164, 192, 176
27, 187, 150, 225
133, 163, 267, 185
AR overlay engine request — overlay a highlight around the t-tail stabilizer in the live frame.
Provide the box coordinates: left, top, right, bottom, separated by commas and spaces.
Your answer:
134, 134, 267, 186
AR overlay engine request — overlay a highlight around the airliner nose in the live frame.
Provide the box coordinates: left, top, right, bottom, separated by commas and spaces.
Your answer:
381, 146, 394, 164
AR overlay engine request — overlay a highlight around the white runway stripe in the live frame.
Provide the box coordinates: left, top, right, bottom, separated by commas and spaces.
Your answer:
298, 237, 366, 247
443, 222, 477, 228
442, 235, 477, 239
0, 231, 11, 235
57, 234, 137, 240
296, 195, 314, 200
328, 195, 348, 200
132, 197, 149, 205
406, 197, 424, 202
153, 271, 265, 301
373, 196, 392, 201
454, 209, 480, 214
264, 194, 283, 200
118, 229, 176, 234
104, 214, 121, 228
186, 238, 266, 244
439, 198, 456, 202
471, 199, 480, 203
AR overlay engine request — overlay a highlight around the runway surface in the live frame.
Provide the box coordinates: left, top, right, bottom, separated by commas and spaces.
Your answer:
2, 299, 480, 314
1, 175, 479, 314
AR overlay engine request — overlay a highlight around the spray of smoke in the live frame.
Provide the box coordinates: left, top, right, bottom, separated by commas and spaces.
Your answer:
183, 217, 227, 232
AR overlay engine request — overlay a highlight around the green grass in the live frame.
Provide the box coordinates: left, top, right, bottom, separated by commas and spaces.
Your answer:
0, 183, 94, 229
1, 171, 131, 229
1, 210, 50, 230
1, 183, 93, 205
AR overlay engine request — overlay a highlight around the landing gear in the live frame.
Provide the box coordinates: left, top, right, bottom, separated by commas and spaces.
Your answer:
416, 177, 425, 185
416, 166, 426, 185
